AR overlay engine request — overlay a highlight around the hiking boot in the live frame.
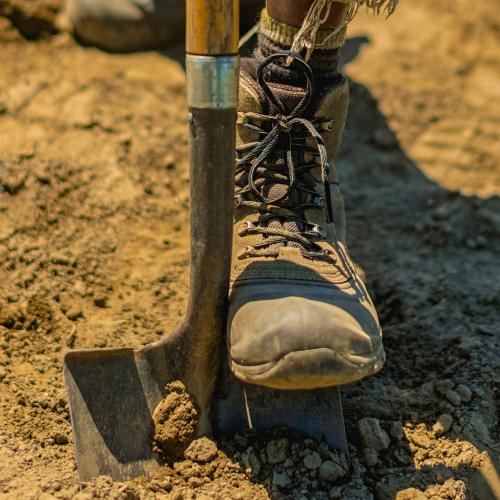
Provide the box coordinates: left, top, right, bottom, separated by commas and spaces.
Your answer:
227, 52, 385, 389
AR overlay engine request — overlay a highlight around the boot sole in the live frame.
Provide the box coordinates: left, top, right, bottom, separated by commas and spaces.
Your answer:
229, 343, 385, 390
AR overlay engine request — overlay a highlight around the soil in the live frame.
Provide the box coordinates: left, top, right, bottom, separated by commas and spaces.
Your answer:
153, 382, 199, 459
1, 0, 499, 499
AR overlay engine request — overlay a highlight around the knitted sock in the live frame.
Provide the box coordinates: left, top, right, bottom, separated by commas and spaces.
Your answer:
255, 8, 346, 84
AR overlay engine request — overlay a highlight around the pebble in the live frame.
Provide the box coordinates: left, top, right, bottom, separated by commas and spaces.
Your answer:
362, 448, 379, 468
266, 439, 288, 464
318, 460, 346, 482
444, 389, 461, 406
303, 451, 322, 470
432, 414, 453, 437
241, 447, 261, 477
432, 204, 451, 221
66, 307, 84, 321
52, 432, 69, 445
435, 379, 454, 395
389, 421, 403, 440
373, 128, 398, 149
272, 470, 291, 488
93, 296, 108, 308
455, 384, 472, 402
357, 417, 390, 451
50, 254, 70, 266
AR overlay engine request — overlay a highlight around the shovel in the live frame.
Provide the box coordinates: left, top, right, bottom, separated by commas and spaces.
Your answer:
64, 0, 347, 483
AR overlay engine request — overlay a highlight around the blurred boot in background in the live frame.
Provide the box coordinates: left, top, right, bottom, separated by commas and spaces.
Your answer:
64, 0, 262, 52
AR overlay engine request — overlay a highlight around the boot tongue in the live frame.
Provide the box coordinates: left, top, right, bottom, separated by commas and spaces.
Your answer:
260, 82, 310, 251
266, 81, 307, 115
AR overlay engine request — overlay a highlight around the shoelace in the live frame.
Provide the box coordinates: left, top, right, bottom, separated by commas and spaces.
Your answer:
235, 51, 337, 261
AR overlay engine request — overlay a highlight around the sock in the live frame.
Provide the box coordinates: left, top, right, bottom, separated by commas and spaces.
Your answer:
255, 8, 346, 84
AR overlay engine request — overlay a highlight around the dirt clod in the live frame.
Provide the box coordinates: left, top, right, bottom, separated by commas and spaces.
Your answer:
184, 436, 218, 464
152, 381, 199, 459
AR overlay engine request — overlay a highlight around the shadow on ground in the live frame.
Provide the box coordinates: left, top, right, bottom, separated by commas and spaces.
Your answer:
212, 34, 500, 499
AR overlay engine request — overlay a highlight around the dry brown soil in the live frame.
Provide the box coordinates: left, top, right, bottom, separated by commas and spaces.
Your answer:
1, 0, 500, 499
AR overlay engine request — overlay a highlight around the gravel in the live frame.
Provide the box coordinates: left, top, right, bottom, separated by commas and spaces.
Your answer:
303, 451, 322, 470
357, 418, 391, 451
318, 460, 346, 482
432, 414, 454, 437
266, 438, 288, 465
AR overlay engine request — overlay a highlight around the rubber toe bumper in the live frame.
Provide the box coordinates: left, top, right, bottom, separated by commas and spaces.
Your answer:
227, 281, 385, 389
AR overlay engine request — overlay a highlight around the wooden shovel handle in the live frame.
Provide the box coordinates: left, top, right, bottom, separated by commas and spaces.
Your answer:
186, 0, 239, 55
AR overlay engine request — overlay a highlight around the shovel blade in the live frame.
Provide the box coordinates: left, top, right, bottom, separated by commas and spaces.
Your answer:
65, 343, 348, 483
64, 347, 169, 482
214, 367, 348, 453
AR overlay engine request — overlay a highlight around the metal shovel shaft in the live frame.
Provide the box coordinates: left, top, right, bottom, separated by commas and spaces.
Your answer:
180, 0, 240, 423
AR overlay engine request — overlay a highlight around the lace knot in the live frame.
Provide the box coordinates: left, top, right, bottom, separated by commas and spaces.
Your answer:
276, 114, 292, 132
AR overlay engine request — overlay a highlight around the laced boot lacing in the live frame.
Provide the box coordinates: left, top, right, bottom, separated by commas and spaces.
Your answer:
235, 52, 348, 268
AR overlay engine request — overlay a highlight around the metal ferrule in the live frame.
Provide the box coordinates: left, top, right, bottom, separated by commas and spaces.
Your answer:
186, 55, 239, 109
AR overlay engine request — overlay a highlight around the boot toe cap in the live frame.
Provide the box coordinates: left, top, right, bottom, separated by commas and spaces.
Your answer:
227, 282, 384, 389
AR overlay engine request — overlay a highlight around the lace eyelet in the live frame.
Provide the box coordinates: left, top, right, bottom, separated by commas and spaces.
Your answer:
321, 120, 334, 131
234, 194, 244, 207
305, 224, 325, 239
238, 221, 256, 236
312, 196, 324, 208
237, 246, 254, 260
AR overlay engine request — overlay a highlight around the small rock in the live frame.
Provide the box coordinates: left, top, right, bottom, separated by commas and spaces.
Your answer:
373, 128, 398, 149
7, 294, 18, 303
318, 460, 346, 482
0, 368, 6, 381
444, 389, 461, 406
241, 447, 261, 477
266, 438, 288, 464
433, 464, 453, 484
357, 417, 390, 451
50, 254, 70, 266
52, 432, 69, 445
272, 470, 291, 488
435, 379, 454, 395
362, 448, 379, 467
303, 451, 322, 470
432, 205, 451, 221
455, 384, 472, 402
476, 324, 496, 336
184, 437, 218, 463
93, 296, 108, 308
433, 414, 453, 437
389, 421, 403, 440
66, 307, 84, 321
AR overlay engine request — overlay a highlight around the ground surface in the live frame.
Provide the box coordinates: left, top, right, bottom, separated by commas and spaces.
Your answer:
0, 0, 499, 498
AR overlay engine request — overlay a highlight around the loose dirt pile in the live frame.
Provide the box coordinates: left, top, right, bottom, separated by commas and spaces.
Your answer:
1, 0, 499, 499
153, 381, 199, 459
